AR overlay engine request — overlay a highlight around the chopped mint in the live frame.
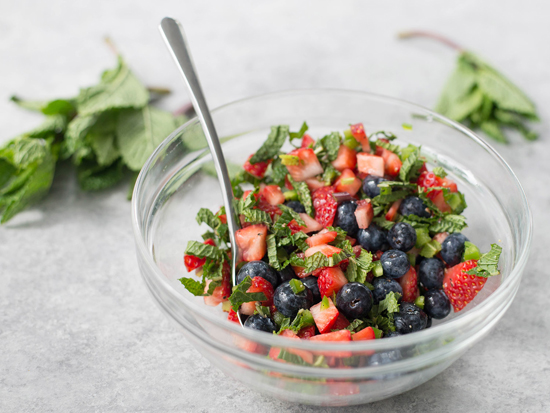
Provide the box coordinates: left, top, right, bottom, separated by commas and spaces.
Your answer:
178, 277, 205, 296
289, 121, 309, 141
432, 166, 447, 178
229, 276, 267, 312
184, 241, 221, 260
286, 175, 313, 216
419, 239, 442, 258
249, 125, 289, 164
466, 244, 502, 278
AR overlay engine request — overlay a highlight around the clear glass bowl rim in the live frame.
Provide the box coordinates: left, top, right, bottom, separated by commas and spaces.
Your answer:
131, 88, 532, 352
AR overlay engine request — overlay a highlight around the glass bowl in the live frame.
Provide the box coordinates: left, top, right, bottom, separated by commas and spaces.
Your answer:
131, 90, 531, 406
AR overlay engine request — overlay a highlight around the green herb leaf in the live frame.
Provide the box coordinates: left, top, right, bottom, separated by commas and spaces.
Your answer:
279, 154, 301, 166
184, 240, 221, 260
432, 167, 447, 178
229, 276, 267, 312
77, 158, 124, 191
429, 214, 467, 233
378, 291, 401, 314
178, 277, 205, 296
399, 146, 423, 182
249, 125, 289, 164
286, 175, 313, 216
317, 132, 341, 162
466, 244, 502, 278
289, 121, 309, 141
345, 249, 374, 283
289, 279, 305, 294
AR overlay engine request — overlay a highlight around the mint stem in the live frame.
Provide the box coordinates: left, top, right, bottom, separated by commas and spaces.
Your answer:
398, 30, 464, 52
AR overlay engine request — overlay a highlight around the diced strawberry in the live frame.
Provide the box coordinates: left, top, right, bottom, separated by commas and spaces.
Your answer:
292, 265, 310, 279
301, 134, 315, 148
204, 279, 223, 307
257, 198, 282, 221
305, 244, 342, 258
240, 276, 274, 315
334, 168, 362, 196
433, 232, 449, 244
346, 235, 357, 246
310, 297, 340, 334
183, 238, 217, 272
309, 329, 351, 342
397, 266, 419, 303
260, 185, 285, 206
332, 313, 350, 330
417, 171, 439, 189
298, 325, 317, 339
432, 191, 452, 213
350, 123, 371, 152
227, 309, 240, 323
352, 326, 376, 341
312, 186, 338, 227
235, 224, 268, 262
285, 148, 324, 182
352, 245, 363, 257
440, 177, 458, 193
305, 177, 326, 191
379, 148, 402, 177
243, 154, 271, 179
318, 267, 348, 298
298, 213, 324, 233
220, 261, 232, 300
443, 260, 486, 312
269, 329, 314, 364
332, 145, 357, 171
284, 175, 293, 190
385, 199, 403, 221
306, 229, 338, 247
288, 220, 303, 235
356, 153, 385, 177
218, 214, 227, 224
354, 199, 374, 229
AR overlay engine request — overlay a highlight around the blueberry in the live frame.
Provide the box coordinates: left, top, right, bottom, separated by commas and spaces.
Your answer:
336, 282, 374, 319
244, 314, 277, 333
357, 224, 387, 251
426, 316, 433, 329
384, 331, 402, 338
423, 289, 452, 319
237, 261, 279, 288
372, 277, 403, 304
285, 200, 306, 214
368, 349, 402, 366
440, 233, 469, 267
277, 266, 297, 284
418, 258, 445, 290
302, 276, 321, 304
399, 196, 431, 218
393, 302, 428, 334
362, 175, 388, 198
273, 280, 314, 318
380, 250, 410, 279
334, 201, 359, 237
388, 222, 417, 252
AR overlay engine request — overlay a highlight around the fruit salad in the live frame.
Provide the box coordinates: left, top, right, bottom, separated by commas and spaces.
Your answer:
180, 122, 502, 344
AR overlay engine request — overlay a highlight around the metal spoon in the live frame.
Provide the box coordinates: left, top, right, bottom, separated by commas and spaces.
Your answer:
159, 17, 243, 326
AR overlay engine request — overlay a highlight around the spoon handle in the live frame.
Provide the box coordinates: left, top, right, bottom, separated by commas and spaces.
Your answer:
159, 18, 242, 321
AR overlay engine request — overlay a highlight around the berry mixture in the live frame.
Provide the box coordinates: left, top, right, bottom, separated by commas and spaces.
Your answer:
179, 122, 502, 354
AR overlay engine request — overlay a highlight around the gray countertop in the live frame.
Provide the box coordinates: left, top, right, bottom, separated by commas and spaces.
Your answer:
1, 1, 549, 411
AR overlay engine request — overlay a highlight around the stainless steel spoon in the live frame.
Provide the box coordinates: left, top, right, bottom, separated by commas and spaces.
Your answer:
159, 17, 243, 326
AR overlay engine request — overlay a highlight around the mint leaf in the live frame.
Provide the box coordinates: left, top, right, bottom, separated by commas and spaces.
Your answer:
429, 214, 467, 233
184, 241, 221, 260
399, 147, 423, 182
63, 114, 98, 159
178, 277, 205, 296
466, 244, 502, 278
322, 164, 340, 186
286, 175, 313, 216
432, 167, 447, 178
378, 291, 401, 314
267, 157, 287, 187
77, 158, 124, 191
317, 132, 341, 162
287, 249, 351, 274
196, 208, 221, 229
116, 106, 176, 171
249, 125, 289, 164
76, 56, 149, 116
346, 249, 374, 283
289, 121, 308, 141
345, 319, 367, 332
242, 209, 272, 226
375, 139, 401, 155
278, 309, 315, 334
229, 276, 267, 311
10, 95, 48, 112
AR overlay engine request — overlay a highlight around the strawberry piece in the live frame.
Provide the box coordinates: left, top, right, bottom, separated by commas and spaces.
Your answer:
269, 330, 314, 364
433, 232, 449, 244
218, 214, 227, 224
350, 123, 371, 152
432, 191, 452, 213
309, 329, 351, 342
204, 279, 224, 307
241, 276, 274, 315
298, 213, 324, 233
285, 148, 324, 182
183, 238, 217, 272
220, 261, 232, 300
298, 325, 316, 339
318, 267, 348, 298
354, 199, 374, 229
352, 326, 376, 341
227, 309, 240, 323
235, 224, 268, 262
379, 148, 402, 177
284, 175, 294, 190
257, 199, 282, 221
243, 154, 271, 179
385, 199, 403, 221
306, 229, 338, 247
334, 168, 362, 196
305, 177, 326, 191
356, 153, 384, 177
301, 134, 315, 148
312, 186, 338, 227
260, 184, 285, 206
305, 244, 342, 258
292, 265, 310, 279
397, 266, 419, 303
332, 145, 357, 171
310, 297, 340, 333
332, 313, 350, 330
443, 260, 486, 312
346, 236, 357, 246
440, 177, 458, 193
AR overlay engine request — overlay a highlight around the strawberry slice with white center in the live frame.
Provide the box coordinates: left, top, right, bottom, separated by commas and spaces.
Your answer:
305, 244, 342, 258
356, 153, 385, 177
260, 184, 285, 206
310, 297, 340, 334
203, 279, 224, 307
306, 229, 338, 247
284, 148, 324, 182
235, 224, 268, 262
354, 199, 374, 229
317, 267, 348, 298
397, 266, 419, 303
350, 123, 371, 153
352, 326, 375, 341
243, 154, 271, 179
334, 168, 362, 196
378, 148, 402, 177
298, 213, 324, 233
331, 144, 357, 171
305, 177, 326, 192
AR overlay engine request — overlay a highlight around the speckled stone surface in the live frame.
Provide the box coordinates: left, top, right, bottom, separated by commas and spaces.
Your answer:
1, 1, 549, 411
